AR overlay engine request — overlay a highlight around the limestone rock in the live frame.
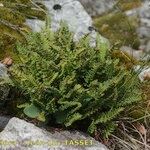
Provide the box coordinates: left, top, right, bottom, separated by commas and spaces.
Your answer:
0, 117, 108, 150
135, 66, 150, 82
0, 3, 3, 7
120, 46, 147, 60
26, 0, 109, 46
143, 71, 150, 81
139, 67, 150, 82
0, 116, 10, 131
125, 1, 150, 53
0, 63, 8, 78
25, 19, 45, 33
0, 63, 9, 104
26, 0, 93, 40
44, 0, 93, 42
145, 40, 150, 53
79, 0, 116, 17
137, 1, 150, 53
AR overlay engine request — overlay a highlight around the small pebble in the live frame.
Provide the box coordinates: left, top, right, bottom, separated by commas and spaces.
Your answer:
2, 57, 13, 67
0, 3, 4, 7
143, 72, 150, 81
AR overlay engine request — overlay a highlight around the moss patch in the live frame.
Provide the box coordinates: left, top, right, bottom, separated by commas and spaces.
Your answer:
0, 0, 46, 60
94, 12, 140, 49
116, 0, 142, 12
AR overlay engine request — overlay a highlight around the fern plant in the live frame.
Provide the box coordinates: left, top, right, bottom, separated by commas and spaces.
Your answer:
10, 25, 142, 138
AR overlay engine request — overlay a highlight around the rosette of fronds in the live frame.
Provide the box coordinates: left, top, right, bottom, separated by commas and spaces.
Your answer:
10, 25, 142, 138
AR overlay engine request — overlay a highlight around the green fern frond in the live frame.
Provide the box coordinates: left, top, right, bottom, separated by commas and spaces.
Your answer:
94, 107, 124, 124
9, 25, 142, 138
102, 122, 117, 139
65, 113, 82, 127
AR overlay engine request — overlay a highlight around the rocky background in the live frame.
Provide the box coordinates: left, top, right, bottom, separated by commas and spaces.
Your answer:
80, 0, 150, 59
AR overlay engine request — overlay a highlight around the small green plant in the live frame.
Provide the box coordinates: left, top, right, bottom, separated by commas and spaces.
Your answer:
10, 25, 141, 138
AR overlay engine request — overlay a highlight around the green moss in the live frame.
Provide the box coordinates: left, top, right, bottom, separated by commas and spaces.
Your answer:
0, 0, 30, 4
0, 1, 46, 60
0, 34, 21, 61
0, 7, 25, 25
94, 12, 140, 49
1, 1, 46, 20
117, 0, 142, 11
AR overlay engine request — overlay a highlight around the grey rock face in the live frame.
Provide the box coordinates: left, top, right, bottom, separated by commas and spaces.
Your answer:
138, 1, 150, 52
0, 117, 108, 150
135, 65, 150, 82
146, 40, 150, 53
0, 116, 10, 130
26, 0, 109, 47
79, 0, 116, 17
120, 46, 150, 61
138, 1, 150, 38
44, 0, 93, 42
0, 63, 9, 103
27, 0, 92, 38
131, 1, 150, 53
25, 19, 45, 33
120, 46, 144, 60
0, 63, 8, 78
125, 1, 150, 53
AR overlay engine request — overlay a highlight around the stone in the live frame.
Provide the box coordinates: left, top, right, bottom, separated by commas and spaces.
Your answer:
135, 66, 150, 82
26, 0, 93, 40
143, 72, 150, 81
125, 1, 150, 53
25, 19, 45, 33
0, 117, 108, 150
137, 1, 150, 51
26, 0, 109, 47
0, 63, 8, 78
2, 57, 13, 66
44, 0, 93, 42
137, 1, 150, 53
145, 40, 150, 53
125, 8, 139, 17
0, 3, 4, 7
79, 0, 116, 17
137, 26, 150, 39
120, 46, 145, 60
0, 116, 10, 131
0, 63, 10, 104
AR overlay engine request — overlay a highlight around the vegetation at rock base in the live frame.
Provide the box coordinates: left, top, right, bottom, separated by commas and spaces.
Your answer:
0, 0, 45, 59
9, 25, 142, 138
93, 0, 142, 50
126, 82, 150, 119
107, 82, 150, 150
94, 12, 140, 49
116, 0, 142, 12
111, 50, 138, 69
